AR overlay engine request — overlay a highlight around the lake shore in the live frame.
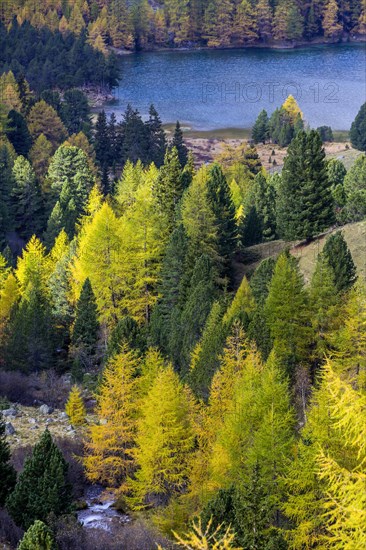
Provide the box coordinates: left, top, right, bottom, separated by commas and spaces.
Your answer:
110, 34, 366, 56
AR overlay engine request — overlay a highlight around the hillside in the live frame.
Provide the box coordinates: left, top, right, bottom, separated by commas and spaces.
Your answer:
237, 220, 366, 285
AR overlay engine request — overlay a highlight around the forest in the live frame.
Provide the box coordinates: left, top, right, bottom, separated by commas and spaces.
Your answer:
0, 44, 366, 547
1, 0, 365, 53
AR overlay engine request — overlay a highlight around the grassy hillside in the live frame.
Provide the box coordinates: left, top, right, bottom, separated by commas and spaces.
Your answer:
237, 221, 366, 285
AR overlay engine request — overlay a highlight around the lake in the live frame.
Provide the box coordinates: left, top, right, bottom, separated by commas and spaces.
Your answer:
107, 44, 366, 132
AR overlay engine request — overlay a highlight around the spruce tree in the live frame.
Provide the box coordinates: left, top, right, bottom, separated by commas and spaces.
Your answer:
94, 110, 110, 170
146, 104, 166, 167
252, 172, 277, 241
71, 278, 99, 351
0, 414, 16, 506
18, 520, 57, 550
207, 164, 237, 279
350, 102, 366, 151
276, 130, 335, 240
6, 430, 71, 530
11, 155, 43, 240
0, 144, 14, 248
6, 109, 32, 156
171, 120, 189, 167
250, 257, 275, 305
189, 301, 227, 400
322, 231, 357, 293
153, 146, 183, 230
252, 109, 269, 144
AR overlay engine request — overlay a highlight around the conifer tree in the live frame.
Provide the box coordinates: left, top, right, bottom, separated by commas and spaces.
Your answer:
223, 275, 256, 330
11, 155, 43, 240
27, 100, 67, 151
65, 385, 86, 427
265, 253, 312, 378
84, 347, 139, 487
256, 0, 273, 41
6, 430, 71, 530
149, 224, 188, 353
129, 365, 194, 509
0, 144, 14, 248
0, 414, 16, 506
189, 301, 226, 400
153, 146, 183, 230
18, 520, 57, 550
94, 110, 110, 171
29, 134, 53, 183
252, 172, 277, 241
207, 164, 237, 279
249, 257, 275, 305
252, 109, 269, 144
171, 121, 188, 167
322, 231, 357, 293
71, 278, 99, 353
276, 130, 335, 240
343, 154, 366, 220
350, 102, 366, 151
146, 104, 166, 167
6, 109, 32, 156
309, 253, 339, 360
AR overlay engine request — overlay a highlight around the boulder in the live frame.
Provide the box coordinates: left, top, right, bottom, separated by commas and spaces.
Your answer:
39, 404, 54, 415
2, 408, 17, 417
28, 417, 37, 424
5, 422, 15, 435
59, 412, 68, 420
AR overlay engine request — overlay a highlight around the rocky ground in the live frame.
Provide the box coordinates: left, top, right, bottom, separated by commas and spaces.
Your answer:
2, 404, 78, 450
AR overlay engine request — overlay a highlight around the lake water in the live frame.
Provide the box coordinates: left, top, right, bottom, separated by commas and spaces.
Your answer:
108, 44, 366, 131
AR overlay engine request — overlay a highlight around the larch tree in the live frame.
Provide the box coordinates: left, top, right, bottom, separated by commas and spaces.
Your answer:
65, 385, 86, 427
18, 520, 57, 550
128, 364, 195, 509
27, 100, 67, 151
84, 347, 139, 488
264, 253, 312, 379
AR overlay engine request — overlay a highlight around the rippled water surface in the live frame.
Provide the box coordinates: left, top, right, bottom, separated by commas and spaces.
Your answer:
108, 44, 366, 130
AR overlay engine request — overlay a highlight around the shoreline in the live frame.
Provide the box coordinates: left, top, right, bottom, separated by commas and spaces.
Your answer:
111, 35, 366, 56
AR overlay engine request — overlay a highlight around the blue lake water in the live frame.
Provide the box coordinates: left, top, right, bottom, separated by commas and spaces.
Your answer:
109, 44, 366, 131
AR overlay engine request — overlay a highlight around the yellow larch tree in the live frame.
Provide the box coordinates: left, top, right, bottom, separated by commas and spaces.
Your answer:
84, 346, 139, 488
65, 385, 86, 426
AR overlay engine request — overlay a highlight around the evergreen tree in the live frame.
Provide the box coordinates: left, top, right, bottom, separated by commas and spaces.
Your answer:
252, 172, 277, 241
343, 154, 366, 220
171, 121, 188, 167
350, 102, 366, 151
149, 224, 188, 353
6, 430, 71, 530
0, 414, 16, 506
322, 231, 357, 293
65, 385, 86, 427
189, 300, 226, 400
207, 164, 237, 279
61, 89, 91, 136
249, 257, 275, 305
146, 104, 166, 167
265, 253, 312, 378
94, 110, 110, 170
276, 130, 335, 240
71, 278, 99, 352
18, 520, 57, 550
252, 109, 269, 144
6, 109, 32, 156
11, 155, 43, 240
84, 347, 139, 488
153, 146, 183, 230
120, 104, 148, 165
0, 144, 14, 248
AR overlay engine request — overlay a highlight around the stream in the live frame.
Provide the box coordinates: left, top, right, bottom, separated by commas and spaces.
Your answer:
77, 485, 130, 532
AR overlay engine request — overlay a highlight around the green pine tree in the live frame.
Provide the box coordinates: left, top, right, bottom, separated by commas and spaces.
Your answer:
171, 121, 189, 166
276, 130, 335, 240
322, 231, 357, 293
71, 278, 99, 350
0, 414, 16, 506
153, 146, 183, 231
350, 103, 366, 151
252, 109, 269, 144
6, 430, 71, 530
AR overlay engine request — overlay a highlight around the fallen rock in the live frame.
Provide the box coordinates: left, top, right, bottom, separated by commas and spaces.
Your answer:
39, 404, 54, 415
59, 412, 68, 420
5, 422, 16, 435
2, 408, 17, 417
30, 425, 39, 430
28, 418, 37, 424
46, 418, 54, 424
